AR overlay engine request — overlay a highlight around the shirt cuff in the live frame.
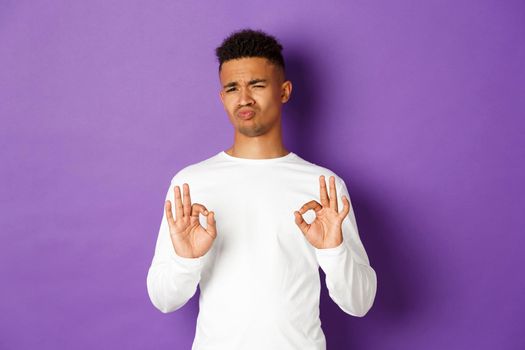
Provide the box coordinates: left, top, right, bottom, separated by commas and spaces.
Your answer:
169, 247, 211, 268
315, 240, 350, 273
314, 240, 347, 257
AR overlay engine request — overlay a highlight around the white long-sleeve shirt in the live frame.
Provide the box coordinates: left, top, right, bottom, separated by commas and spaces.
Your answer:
146, 150, 377, 350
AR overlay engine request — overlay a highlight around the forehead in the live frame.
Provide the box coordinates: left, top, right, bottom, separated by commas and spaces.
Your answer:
219, 57, 279, 83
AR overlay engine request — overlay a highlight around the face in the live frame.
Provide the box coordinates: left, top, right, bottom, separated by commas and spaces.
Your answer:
219, 57, 292, 137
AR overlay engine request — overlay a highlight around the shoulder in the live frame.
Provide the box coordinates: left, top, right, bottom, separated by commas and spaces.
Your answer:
169, 152, 222, 184
292, 153, 348, 189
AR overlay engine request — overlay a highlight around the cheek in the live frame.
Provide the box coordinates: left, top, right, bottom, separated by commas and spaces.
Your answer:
262, 92, 281, 112
221, 97, 236, 112
256, 90, 278, 108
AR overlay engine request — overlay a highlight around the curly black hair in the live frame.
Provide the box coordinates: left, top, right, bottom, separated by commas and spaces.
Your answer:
215, 28, 285, 74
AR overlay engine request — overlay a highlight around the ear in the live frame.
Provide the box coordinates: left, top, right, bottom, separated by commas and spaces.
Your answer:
281, 80, 292, 103
219, 89, 225, 104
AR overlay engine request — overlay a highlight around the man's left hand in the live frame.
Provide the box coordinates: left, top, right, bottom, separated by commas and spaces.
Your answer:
294, 175, 350, 249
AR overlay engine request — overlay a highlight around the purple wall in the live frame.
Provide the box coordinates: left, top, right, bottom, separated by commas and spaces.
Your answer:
1, 1, 524, 349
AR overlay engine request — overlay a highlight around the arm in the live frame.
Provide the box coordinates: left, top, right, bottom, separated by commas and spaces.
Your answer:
314, 179, 377, 317
146, 180, 211, 313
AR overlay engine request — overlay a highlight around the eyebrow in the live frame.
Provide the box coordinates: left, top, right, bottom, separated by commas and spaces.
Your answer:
223, 78, 267, 89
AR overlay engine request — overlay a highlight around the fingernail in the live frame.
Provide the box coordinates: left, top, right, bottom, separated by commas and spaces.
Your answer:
204, 210, 208, 215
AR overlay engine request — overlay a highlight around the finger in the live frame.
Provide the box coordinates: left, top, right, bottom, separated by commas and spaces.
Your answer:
339, 195, 351, 221
165, 200, 176, 227
190, 203, 209, 218
182, 183, 191, 217
174, 185, 183, 220
299, 200, 323, 214
329, 176, 338, 212
294, 211, 310, 234
206, 211, 217, 238
319, 175, 330, 207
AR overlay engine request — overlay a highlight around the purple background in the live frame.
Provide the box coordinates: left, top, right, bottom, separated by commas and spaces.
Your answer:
1, 1, 524, 349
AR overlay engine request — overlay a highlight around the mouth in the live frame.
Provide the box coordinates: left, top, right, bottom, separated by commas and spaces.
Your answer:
237, 109, 255, 120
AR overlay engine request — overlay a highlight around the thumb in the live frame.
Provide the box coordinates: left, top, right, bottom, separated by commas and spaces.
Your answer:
338, 195, 350, 221
294, 211, 309, 235
205, 211, 217, 238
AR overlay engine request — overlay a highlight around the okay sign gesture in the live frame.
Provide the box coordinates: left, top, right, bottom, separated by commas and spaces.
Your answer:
294, 175, 351, 249
165, 183, 217, 259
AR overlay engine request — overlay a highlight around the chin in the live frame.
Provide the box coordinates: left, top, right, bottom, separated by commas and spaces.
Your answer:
238, 125, 267, 137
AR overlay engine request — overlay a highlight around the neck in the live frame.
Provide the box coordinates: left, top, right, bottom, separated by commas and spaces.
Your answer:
226, 124, 289, 159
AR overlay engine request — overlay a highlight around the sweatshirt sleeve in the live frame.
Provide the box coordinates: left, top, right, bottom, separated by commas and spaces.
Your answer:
146, 178, 211, 314
314, 178, 377, 317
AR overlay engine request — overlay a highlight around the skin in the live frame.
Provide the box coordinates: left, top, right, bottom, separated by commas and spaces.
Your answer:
165, 56, 350, 258
219, 56, 291, 159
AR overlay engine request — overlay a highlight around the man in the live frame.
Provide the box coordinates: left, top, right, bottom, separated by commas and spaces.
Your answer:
146, 28, 377, 350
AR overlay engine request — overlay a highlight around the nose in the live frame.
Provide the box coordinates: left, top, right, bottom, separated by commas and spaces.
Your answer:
238, 87, 255, 106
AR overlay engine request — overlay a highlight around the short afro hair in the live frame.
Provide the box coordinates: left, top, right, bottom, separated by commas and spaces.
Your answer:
215, 28, 285, 74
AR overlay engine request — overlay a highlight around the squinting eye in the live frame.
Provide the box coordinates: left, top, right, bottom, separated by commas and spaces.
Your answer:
254, 85, 264, 88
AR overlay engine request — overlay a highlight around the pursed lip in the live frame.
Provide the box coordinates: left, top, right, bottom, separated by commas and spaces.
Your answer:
236, 108, 255, 120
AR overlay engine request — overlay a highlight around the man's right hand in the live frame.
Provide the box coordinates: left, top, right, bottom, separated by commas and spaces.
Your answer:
165, 183, 217, 259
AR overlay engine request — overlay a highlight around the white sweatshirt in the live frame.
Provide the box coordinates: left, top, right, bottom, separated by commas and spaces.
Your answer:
146, 150, 377, 350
